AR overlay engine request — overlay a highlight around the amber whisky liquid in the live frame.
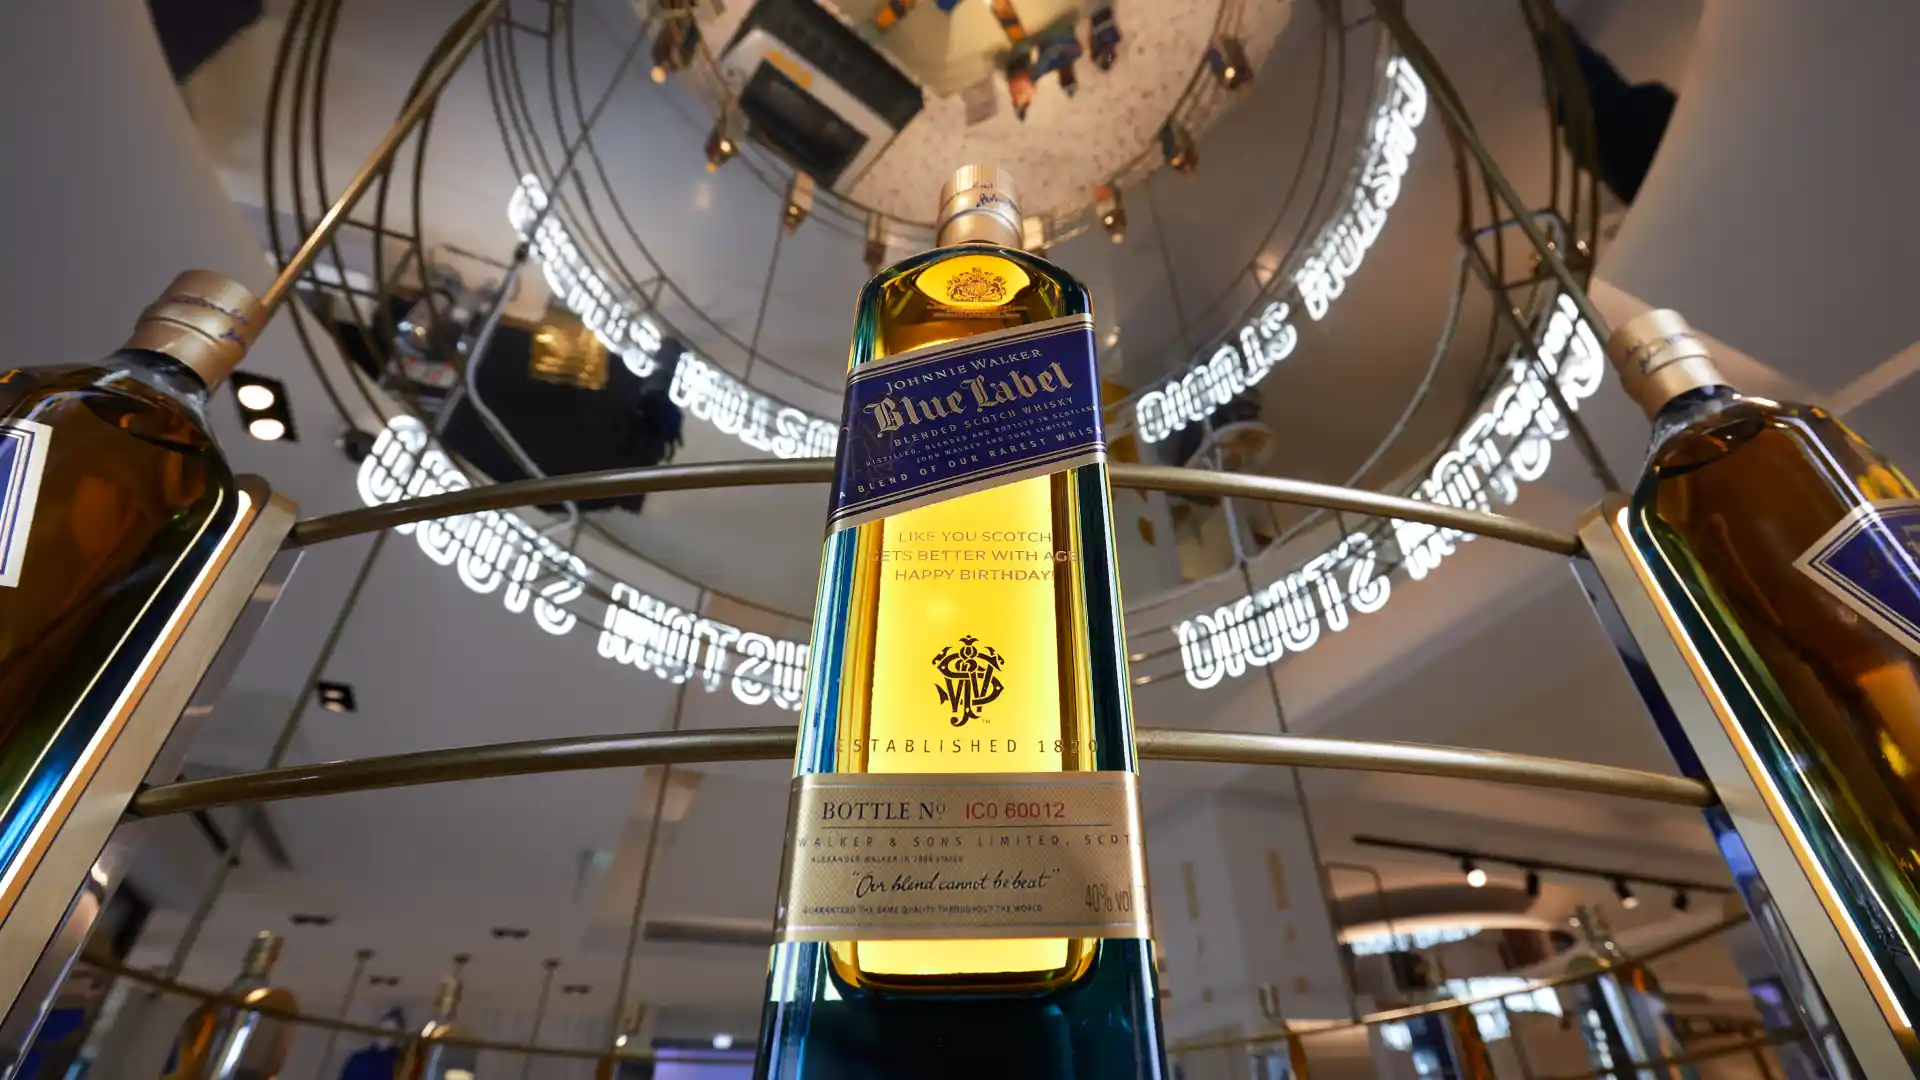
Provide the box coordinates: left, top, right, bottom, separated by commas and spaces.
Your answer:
1631, 384, 1920, 1019
0, 356, 235, 867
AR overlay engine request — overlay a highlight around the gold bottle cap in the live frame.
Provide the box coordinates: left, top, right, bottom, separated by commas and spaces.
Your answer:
122, 271, 265, 388
1604, 308, 1728, 419
241, 930, 283, 978
935, 164, 1022, 248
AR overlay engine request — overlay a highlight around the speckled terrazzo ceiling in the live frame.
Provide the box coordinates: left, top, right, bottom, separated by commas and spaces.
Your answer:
694, 0, 1297, 221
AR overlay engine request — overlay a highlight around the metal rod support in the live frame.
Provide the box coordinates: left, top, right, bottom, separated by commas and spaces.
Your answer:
127, 726, 1713, 819
1462, 240, 1622, 493
1370, 0, 1612, 342
289, 460, 1582, 555
260, 0, 507, 314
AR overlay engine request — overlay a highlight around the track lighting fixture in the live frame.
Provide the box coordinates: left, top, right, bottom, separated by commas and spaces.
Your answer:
1205, 36, 1252, 91
649, 17, 699, 83
1462, 858, 1487, 889
705, 116, 737, 173
783, 171, 815, 234
1673, 889, 1690, 912
1613, 878, 1640, 910
1525, 870, 1541, 898
1160, 120, 1198, 173
1095, 184, 1126, 243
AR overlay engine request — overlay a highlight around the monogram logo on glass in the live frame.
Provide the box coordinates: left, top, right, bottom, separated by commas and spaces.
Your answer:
932, 634, 1006, 726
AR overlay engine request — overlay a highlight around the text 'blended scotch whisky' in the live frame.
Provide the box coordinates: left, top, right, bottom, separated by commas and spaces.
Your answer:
0, 271, 254, 884
753, 166, 1165, 1079
161, 931, 297, 1080
1612, 310, 1920, 1032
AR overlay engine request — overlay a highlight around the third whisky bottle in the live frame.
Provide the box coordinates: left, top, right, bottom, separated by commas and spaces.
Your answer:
0, 272, 256, 880
1612, 309, 1920, 1036
753, 166, 1165, 1078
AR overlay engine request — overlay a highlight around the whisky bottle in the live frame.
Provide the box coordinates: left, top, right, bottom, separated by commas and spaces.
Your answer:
754, 166, 1165, 1079
593, 1005, 653, 1080
1612, 310, 1920, 1030
161, 931, 297, 1080
0, 272, 255, 872
397, 973, 479, 1080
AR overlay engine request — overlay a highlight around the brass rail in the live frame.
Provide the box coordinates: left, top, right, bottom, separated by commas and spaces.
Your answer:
1171, 909, 1750, 1054
86, 911, 1751, 1066
289, 460, 1582, 555
127, 726, 1711, 819
84, 960, 735, 1065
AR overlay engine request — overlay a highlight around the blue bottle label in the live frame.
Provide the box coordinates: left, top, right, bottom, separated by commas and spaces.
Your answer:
0, 419, 51, 589
1794, 498, 1920, 656
828, 314, 1103, 532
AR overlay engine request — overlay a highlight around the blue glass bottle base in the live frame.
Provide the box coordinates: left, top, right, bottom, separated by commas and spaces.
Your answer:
754, 940, 1167, 1080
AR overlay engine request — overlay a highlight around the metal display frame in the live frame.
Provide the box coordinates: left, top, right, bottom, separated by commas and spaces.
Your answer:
0, 0, 1903, 1077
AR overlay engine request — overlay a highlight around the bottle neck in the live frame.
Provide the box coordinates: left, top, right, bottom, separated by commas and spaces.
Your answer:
1648, 383, 1742, 453
111, 349, 213, 413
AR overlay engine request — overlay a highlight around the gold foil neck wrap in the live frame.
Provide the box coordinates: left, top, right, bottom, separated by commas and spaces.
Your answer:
122, 271, 265, 387
1605, 308, 1728, 418
936, 164, 1023, 248
775, 771, 1152, 942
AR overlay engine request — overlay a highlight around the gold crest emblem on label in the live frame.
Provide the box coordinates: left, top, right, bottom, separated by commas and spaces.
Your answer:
945, 267, 1007, 304
914, 253, 1032, 312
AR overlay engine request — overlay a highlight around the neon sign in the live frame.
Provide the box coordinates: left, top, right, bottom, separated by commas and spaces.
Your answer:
1175, 294, 1603, 689
508, 176, 839, 460
356, 415, 809, 709
1134, 56, 1427, 445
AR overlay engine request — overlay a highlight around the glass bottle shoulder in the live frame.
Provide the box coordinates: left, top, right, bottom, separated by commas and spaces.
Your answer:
1643, 389, 1905, 493
851, 242, 1091, 367
1, 354, 220, 456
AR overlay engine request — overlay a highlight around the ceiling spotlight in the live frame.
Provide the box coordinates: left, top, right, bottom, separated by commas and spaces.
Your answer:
1095, 184, 1126, 243
1462, 859, 1487, 889
712, 1033, 735, 1050
1614, 878, 1640, 910
1673, 889, 1690, 912
232, 372, 296, 442
705, 117, 738, 173
783, 171, 816, 234
1159, 120, 1198, 174
1020, 215, 1049, 258
316, 681, 357, 714
614, 1035, 628, 1048
235, 382, 277, 410
1525, 870, 1541, 899
1088, 4, 1121, 71
1205, 36, 1252, 91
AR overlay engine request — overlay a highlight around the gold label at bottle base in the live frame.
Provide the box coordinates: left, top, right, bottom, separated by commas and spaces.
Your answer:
775, 771, 1151, 942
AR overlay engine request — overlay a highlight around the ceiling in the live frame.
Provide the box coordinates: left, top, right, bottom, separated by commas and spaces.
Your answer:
100, 0, 1832, 1053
